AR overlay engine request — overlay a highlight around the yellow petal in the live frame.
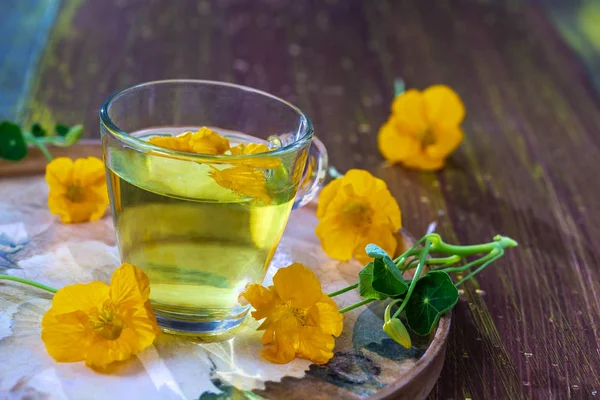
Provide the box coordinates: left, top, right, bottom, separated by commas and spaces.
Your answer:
425, 125, 464, 160
262, 325, 275, 345
209, 165, 271, 203
230, 143, 270, 155
311, 301, 343, 337
378, 120, 421, 163
296, 326, 335, 365
273, 263, 323, 309
391, 89, 428, 135
261, 331, 297, 364
45, 157, 74, 188
41, 310, 92, 363
338, 169, 388, 199
71, 157, 106, 189
353, 225, 398, 264
189, 127, 230, 154
149, 132, 194, 152
84, 329, 138, 368
50, 281, 110, 314
315, 214, 358, 261
240, 284, 281, 320
48, 193, 108, 224
122, 310, 158, 353
423, 85, 465, 127
143, 300, 163, 336
370, 188, 402, 231
402, 154, 445, 171
229, 143, 280, 169
316, 177, 343, 218
109, 263, 151, 306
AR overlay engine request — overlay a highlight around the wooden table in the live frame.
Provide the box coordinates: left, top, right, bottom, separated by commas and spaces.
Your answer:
2, 1, 600, 398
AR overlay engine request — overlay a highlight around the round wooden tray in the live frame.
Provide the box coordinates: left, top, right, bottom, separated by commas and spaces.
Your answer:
0, 143, 449, 399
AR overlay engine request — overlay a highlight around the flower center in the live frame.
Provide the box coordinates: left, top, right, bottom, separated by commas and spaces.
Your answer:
292, 307, 309, 326
342, 199, 374, 228
65, 185, 85, 202
89, 302, 125, 340
419, 128, 436, 147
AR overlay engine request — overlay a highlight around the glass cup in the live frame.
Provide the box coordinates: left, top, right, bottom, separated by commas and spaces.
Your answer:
100, 80, 327, 338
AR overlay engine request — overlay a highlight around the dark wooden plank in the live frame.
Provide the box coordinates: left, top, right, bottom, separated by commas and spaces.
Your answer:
16, 0, 600, 398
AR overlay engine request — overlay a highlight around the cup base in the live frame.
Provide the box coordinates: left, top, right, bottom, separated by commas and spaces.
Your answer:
155, 309, 249, 341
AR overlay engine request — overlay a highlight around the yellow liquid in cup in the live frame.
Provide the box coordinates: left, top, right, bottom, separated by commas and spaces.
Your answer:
106, 128, 297, 329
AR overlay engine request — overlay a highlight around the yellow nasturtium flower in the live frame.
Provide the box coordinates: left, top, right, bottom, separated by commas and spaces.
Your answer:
45, 157, 109, 224
41, 263, 161, 369
148, 128, 275, 202
148, 131, 194, 152
189, 127, 230, 154
240, 263, 343, 364
378, 85, 465, 170
315, 169, 402, 264
148, 127, 230, 155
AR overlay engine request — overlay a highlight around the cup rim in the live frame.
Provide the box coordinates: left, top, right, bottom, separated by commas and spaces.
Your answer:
99, 79, 314, 161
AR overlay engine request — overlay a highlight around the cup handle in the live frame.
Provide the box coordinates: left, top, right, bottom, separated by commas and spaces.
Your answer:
293, 137, 328, 210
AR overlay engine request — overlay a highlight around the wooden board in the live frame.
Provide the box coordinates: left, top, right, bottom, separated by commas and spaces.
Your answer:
0, 141, 449, 399
0, 140, 103, 177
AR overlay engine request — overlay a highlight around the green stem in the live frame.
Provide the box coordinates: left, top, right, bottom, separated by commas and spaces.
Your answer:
384, 299, 403, 322
0, 274, 57, 294
23, 132, 53, 161
328, 283, 358, 297
339, 298, 375, 314
393, 237, 427, 264
454, 249, 504, 287
393, 239, 432, 319
437, 252, 495, 273
400, 257, 419, 272
427, 234, 517, 257
426, 255, 462, 265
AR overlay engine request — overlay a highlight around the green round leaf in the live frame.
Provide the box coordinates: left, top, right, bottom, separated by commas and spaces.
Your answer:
383, 318, 412, 348
0, 121, 27, 161
358, 262, 388, 300
55, 123, 70, 136
405, 271, 458, 335
372, 258, 408, 296
31, 123, 47, 137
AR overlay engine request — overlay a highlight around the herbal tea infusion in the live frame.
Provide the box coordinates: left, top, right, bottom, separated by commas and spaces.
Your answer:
100, 80, 326, 335
106, 127, 301, 334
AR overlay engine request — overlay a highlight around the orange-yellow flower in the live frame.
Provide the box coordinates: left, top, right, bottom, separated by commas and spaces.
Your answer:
229, 143, 280, 169
45, 157, 109, 224
189, 127, 230, 154
240, 263, 343, 364
148, 131, 194, 152
378, 85, 465, 170
148, 127, 230, 155
209, 165, 271, 203
316, 169, 401, 264
41, 263, 161, 369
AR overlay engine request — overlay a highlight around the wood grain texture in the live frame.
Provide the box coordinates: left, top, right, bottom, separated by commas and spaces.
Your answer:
8, 0, 600, 398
